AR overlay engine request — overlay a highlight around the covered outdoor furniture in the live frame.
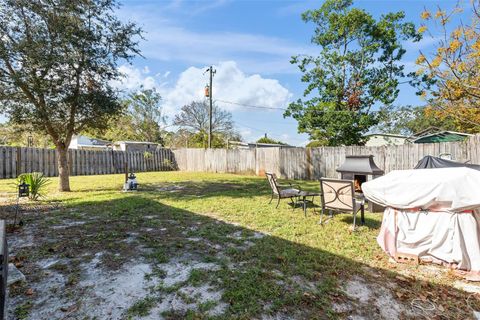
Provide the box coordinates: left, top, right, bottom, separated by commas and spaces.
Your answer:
414, 155, 480, 171
362, 167, 480, 278
265, 172, 301, 208
319, 178, 365, 228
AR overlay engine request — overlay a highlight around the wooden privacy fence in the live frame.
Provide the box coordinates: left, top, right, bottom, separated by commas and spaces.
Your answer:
173, 147, 278, 176
2, 135, 480, 180
173, 135, 480, 180
0, 147, 176, 179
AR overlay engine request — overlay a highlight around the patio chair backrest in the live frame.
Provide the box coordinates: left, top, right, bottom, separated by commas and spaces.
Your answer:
319, 178, 355, 212
265, 172, 280, 195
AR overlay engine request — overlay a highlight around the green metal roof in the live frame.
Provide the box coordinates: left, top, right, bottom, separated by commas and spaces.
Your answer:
414, 132, 470, 144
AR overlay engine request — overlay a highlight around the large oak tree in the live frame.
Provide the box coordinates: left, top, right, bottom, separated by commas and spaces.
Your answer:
0, 0, 142, 191
285, 0, 420, 146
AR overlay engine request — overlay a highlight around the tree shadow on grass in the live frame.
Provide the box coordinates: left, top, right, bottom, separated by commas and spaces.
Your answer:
337, 215, 383, 229
3, 195, 479, 320
141, 178, 270, 199
140, 176, 327, 204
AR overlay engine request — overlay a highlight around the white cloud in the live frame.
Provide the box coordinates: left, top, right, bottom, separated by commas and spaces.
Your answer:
164, 61, 291, 113
113, 61, 292, 118
111, 65, 158, 90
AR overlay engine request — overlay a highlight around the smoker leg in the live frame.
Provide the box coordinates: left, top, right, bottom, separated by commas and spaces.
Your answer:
361, 204, 365, 225
303, 197, 307, 217
14, 196, 20, 226
352, 211, 357, 230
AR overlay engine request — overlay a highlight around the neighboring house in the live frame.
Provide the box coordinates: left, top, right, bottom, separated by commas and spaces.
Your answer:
364, 133, 410, 147
228, 141, 294, 149
111, 141, 158, 152
69, 135, 111, 150
412, 130, 473, 144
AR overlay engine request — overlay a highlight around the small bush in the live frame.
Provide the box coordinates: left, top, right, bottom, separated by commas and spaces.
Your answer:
143, 151, 153, 159
163, 158, 173, 170
17, 172, 50, 200
306, 140, 328, 148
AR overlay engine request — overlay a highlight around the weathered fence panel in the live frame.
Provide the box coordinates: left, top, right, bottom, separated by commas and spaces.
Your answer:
255, 148, 280, 177
2, 135, 480, 180
0, 147, 176, 179
172, 135, 480, 180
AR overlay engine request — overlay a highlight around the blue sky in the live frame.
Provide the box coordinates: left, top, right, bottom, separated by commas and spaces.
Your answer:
1, 0, 466, 145
115, 0, 468, 145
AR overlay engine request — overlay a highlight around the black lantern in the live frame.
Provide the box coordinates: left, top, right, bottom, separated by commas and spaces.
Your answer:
18, 182, 30, 198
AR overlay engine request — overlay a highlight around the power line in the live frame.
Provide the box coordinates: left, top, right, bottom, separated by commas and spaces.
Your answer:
215, 99, 287, 111
215, 98, 387, 114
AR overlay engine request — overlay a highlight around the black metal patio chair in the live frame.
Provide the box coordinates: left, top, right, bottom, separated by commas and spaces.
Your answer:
265, 172, 301, 208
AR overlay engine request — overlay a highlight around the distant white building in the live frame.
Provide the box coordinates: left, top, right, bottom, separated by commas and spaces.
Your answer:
111, 141, 159, 152
69, 135, 111, 150
364, 133, 409, 147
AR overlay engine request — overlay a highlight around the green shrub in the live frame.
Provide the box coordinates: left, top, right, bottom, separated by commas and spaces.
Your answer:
17, 172, 50, 200
162, 158, 173, 170
306, 140, 328, 148
143, 151, 153, 159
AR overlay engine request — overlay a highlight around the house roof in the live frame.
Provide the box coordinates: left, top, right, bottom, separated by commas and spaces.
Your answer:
229, 141, 293, 148
412, 131, 473, 144
412, 126, 442, 138
76, 144, 110, 149
113, 141, 158, 145
364, 133, 410, 139
89, 138, 111, 146
72, 135, 111, 146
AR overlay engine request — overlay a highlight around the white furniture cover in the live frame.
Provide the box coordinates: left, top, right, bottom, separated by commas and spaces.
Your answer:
362, 167, 480, 211
362, 168, 480, 274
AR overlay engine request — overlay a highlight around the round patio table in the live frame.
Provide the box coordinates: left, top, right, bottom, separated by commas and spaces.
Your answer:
295, 191, 321, 217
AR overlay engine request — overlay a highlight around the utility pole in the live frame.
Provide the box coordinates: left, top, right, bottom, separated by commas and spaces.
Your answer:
205, 66, 216, 148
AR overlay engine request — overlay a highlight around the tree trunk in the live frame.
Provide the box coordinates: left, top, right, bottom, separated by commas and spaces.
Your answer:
57, 147, 71, 192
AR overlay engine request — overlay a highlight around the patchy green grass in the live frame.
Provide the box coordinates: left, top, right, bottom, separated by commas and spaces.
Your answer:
0, 171, 479, 319
13, 302, 32, 320
126, 296, 158, 318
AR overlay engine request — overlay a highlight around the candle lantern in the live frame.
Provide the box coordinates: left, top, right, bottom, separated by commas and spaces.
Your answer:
18, 182, 30, 198
14, 181, 30, 226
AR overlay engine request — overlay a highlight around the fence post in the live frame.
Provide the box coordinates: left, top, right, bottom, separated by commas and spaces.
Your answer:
16, 147, 21, 178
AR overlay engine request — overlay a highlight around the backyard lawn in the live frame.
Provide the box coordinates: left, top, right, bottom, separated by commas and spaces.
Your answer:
0, 172, 478, 319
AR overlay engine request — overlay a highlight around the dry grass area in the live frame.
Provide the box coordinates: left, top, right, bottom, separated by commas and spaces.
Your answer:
0, 171, 479, 320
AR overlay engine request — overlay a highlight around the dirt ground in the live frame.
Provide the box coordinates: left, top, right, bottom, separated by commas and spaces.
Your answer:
2, 183, 480, 320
